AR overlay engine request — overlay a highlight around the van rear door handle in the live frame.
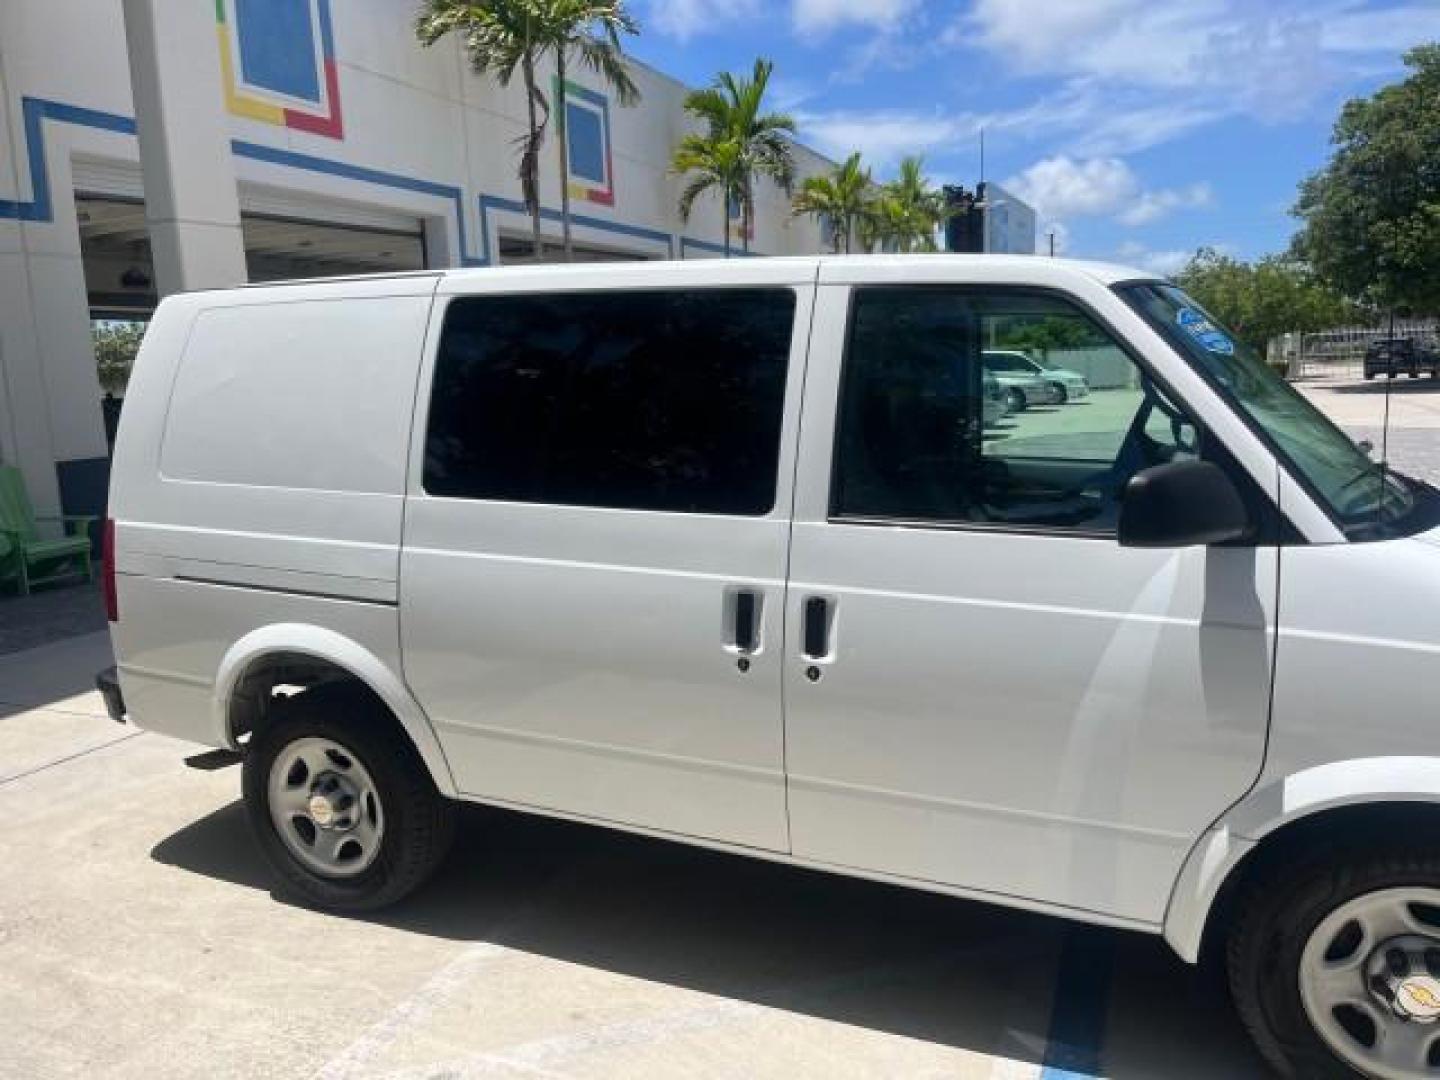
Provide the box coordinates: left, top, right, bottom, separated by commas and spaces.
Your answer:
802, 596, 831, 659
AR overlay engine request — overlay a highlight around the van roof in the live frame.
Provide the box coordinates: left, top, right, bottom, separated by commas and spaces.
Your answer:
235, 255, 1158, 292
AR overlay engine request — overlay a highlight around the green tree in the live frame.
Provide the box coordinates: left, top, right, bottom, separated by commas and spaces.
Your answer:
1174, 247, 1359, 356
998, 316, 1110, 353
868, 155, 947, 253
545, 0, 639, 261
1292, 43, 1440, 314
92, 322, 146, 393
672, 58, 796, 256
417, 0, 638, 263
416, 1, 549, 260
672, 136, 746, 258
793, 152, 873, 254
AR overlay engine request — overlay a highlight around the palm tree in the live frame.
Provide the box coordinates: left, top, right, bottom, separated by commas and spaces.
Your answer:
861, 195, 912, 253
539, 0, 639, 261
416, 1, 548, 260
793, 152, 873, 254
417, 0, 638, 263
672, 136, 746, 258
879, 155, 947, 253
673, 58, 796, 256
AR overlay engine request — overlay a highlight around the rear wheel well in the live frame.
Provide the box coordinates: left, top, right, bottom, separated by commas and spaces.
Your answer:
227, 652, 394, 748
1199, 801, 1440, 966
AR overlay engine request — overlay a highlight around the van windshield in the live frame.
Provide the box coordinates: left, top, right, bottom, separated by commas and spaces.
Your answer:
1119, 282, 1415, 537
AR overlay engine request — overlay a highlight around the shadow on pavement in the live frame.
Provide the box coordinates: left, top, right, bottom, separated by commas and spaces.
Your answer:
154, 800, 1265, 1077
0, 580, 106, 658
0, 628, 113, 712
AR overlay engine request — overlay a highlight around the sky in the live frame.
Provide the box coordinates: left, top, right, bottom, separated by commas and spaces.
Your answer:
628, 0, 1440, 272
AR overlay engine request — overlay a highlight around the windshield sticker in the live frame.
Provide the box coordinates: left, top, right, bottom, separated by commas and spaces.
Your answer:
1176, 307, 1235, 355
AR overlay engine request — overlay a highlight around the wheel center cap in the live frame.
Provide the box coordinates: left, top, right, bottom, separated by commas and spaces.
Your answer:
1395, 976, 1440, 1023
307, 793, 337, 827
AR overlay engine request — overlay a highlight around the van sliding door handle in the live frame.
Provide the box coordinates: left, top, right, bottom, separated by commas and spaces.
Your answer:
733, 590, 760, 653
802, 597, 831, 659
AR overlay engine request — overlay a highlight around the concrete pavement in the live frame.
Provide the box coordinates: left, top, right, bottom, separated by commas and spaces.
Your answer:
0, 631, 1267, 1080
1297, 377, 1440, 485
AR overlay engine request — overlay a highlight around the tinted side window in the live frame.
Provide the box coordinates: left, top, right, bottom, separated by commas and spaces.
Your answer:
833, 288, 1198, 532
424, 289, 795, 514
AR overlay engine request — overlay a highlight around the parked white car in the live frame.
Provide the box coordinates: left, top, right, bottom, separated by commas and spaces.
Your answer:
980, 352, 1062, 412
983, 348, 1090, 402
100, 256, 1440, 1080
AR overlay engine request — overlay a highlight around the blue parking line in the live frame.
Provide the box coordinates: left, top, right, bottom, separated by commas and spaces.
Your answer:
1039, 928, 1114, 1079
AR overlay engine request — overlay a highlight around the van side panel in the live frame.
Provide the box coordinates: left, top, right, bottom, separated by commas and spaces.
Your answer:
109, 280, 437, 749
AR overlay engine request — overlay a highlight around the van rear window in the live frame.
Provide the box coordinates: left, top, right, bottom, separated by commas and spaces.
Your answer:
423, 288, 795, 515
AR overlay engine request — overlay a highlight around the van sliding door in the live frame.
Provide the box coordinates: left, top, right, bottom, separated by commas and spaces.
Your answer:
400, 272, 816, 851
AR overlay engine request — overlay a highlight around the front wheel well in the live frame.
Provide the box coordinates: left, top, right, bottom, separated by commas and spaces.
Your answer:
1198, 801, 1440, 966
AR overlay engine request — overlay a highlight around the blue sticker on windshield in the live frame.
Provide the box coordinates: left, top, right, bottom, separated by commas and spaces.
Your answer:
1176, 307, 1234, 355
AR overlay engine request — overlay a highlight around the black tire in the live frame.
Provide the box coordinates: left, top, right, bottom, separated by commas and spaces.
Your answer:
1227, 846, 1440, 1079
1005, 387, 1026, 413
1050, 382, 1069, 404
242, 685, 455, 911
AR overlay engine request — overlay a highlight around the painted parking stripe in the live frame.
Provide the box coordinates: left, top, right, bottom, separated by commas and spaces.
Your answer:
314, 942, 511, 1080
1039, 928, 1114, 1079
1039, 928, 1114, 1078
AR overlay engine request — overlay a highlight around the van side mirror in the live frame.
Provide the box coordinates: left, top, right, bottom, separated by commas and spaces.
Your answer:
1118, 460, 1250, 548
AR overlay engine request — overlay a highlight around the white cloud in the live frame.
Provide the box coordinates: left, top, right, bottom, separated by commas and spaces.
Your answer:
1115, 242, 1196, 276
960, 0, 1337, 105
943, 0, 1439, 153
1006, 156, 1141, 219
1320, 5, 1440, 53
1005, 157, 1214, 254
793, 0, 920, 35
647, 0, 761, 41
1117, 182, 1213, 226
797, 108, 981, 169
1062, 98, 1227, 156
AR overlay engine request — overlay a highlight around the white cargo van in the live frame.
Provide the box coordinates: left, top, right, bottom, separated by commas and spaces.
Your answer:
100, 257, 1440, 1079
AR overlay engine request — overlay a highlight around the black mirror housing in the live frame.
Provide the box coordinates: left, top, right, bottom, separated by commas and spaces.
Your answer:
1118, 460, 1251, 548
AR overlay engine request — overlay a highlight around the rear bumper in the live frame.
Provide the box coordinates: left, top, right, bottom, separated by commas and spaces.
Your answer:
96, 666, 126, 723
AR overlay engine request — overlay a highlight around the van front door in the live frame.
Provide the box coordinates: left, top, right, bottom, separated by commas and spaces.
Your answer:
783, 282, 1278, 923
400, 276, 812, 851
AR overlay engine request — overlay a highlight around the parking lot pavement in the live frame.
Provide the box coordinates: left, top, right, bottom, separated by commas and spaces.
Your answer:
1296, 376, 1440, 486
0, 632, 1268, 1080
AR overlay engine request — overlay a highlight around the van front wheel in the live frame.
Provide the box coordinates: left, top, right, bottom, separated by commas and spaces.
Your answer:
242, 687, 455, 911
1228, 849, 1440, 1079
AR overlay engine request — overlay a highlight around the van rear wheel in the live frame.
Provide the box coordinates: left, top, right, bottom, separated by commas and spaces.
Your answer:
1228, 848, 1440, 1078
242, 686, 455, 911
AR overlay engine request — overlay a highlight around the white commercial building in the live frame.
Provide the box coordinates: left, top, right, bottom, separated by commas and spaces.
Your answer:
0, 0, 833, 524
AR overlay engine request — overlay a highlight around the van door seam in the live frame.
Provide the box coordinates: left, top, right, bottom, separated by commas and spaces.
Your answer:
777, 264, 824, 855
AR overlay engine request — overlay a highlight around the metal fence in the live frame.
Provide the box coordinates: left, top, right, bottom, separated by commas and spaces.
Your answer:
1270, 319, 1440, 381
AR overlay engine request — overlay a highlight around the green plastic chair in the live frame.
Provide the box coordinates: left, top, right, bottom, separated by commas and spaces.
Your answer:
0, 465, 96, 595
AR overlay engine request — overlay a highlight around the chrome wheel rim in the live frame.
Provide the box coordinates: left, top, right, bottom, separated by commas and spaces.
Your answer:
267, 736, 384, 878
1300, 887, 1440, 1079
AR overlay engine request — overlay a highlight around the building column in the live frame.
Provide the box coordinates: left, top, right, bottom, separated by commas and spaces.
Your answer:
121, 0, 246, 296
